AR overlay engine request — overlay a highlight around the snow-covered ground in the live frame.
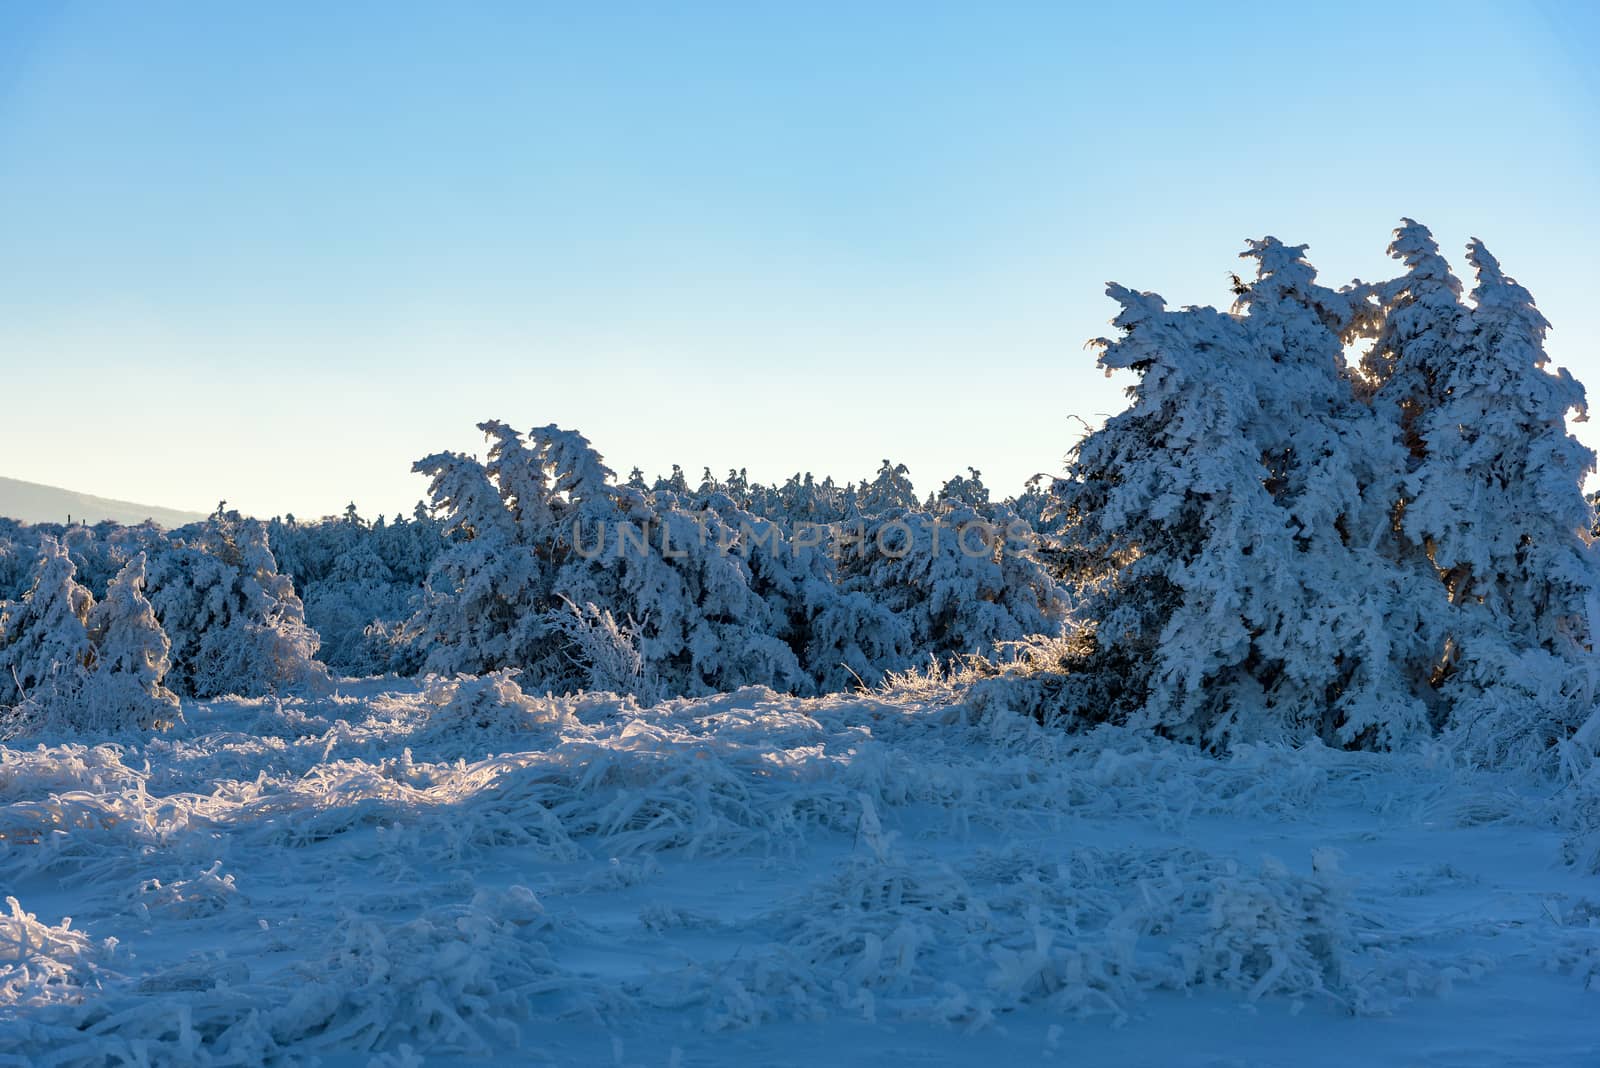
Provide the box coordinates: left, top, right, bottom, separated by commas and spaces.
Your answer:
2, 678, 1597, 1066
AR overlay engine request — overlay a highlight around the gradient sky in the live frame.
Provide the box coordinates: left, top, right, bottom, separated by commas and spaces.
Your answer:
2, 2, 1597, 519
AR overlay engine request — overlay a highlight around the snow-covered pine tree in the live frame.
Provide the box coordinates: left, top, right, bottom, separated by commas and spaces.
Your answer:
1359, 219, 1473, 430
722, 468, 753, 510
1404, 240, 1598, 645
695, 467, 722, 500
1051, 234, 1451, 749
57, 523, 122, 598
771, 473, 850, 525
302, 534, 409, 675
0, 535, 96, 718
1044, 222, 1600, 762
412, 451, 516, 545
408, 422, 827, 695
551, 471, 807, 697
140, 546, 227, 696
679, 487, 892, 694
478, 419, 556, 540
1407, 240, 1600, 767
652, 465, 690, 496
843, 499, 1067, 675
1227, 237, 1443, 747
144, 511, 329, 697
1051, 282, 1283, 740
935, 468, 991, 512
1008, 473, 1060, 535
407, 448, 549, 676
76, 552, 181, 732
857, 461, 919, 516
528, 424, 616, 514
0, 523, 33, 604
235, 519, 328, 691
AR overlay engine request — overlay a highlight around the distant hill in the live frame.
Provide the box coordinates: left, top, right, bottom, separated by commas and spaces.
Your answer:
0, 476, 208, 529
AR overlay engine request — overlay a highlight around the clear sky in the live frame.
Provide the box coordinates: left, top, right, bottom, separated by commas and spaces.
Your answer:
1, 2, 1597, 519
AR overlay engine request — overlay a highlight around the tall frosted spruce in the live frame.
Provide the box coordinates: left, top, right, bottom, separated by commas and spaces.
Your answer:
1052, 222, 1598, 765
79, 552, 181, 732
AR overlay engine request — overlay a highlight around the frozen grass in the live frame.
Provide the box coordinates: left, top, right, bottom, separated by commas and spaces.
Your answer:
0, 677, 1595, 1065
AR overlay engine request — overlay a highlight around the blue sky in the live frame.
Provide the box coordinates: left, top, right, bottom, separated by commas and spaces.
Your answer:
1, 2, 1597, 518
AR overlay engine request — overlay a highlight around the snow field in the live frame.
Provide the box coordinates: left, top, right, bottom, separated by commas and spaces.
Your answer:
3, 677, 1599, 1065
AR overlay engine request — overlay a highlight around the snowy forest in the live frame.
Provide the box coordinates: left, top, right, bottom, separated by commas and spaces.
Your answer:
6, 223, 1600, 1064
5, 222, 1596, 764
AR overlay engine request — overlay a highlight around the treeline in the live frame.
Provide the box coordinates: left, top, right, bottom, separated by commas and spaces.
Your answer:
0, 512, 327, 734
4, 220, 1599, 771
0, 448, 1068, 732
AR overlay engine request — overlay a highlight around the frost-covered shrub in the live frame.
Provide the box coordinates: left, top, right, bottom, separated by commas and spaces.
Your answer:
419, 669, 572, 738
546, 597, 653, 700
134, 861, 240, 921
277, 887, 562, 1054
1556, 717, 1600, 874
0, 895, 118, 1010
677, 805, 1443, 1031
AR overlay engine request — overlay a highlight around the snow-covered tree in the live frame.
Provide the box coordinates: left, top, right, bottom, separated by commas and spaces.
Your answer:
1045, 222, 1600, 763
934, 468, 991, 512
1051, 234, 1452, 748
857, 460, 918, 516
144, 511, 328, 697
843, 502, 1066, 674
1409, 240, 1600, 766
0, 524, 33, 604
1404, 240, 1597, 644
548, 474, 807, 697
529, 424, 616, 512
478, 419, 555, 539
652, 464, 690, 495
302, 536, 410, 675
1227, 236, 1443, 747
0, 536, 96, 712
1358, 219, 1472, 424
1053, 282, 1280, 740
413, 451, 516, 545
76, 553, 181, 732
406, 448, 550, 677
